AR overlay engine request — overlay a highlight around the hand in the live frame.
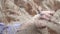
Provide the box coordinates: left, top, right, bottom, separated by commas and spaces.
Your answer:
32, 11, 55, 29
40, 11, 55, 20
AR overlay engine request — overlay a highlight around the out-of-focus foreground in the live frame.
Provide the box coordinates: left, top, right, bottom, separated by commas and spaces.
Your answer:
0, 0, 60, 34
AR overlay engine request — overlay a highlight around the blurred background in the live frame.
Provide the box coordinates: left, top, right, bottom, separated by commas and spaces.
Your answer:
0, 0, 60, 34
